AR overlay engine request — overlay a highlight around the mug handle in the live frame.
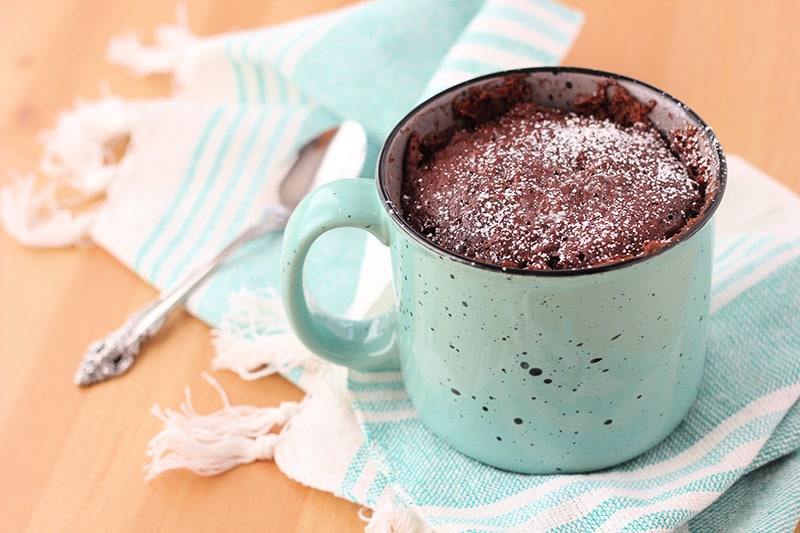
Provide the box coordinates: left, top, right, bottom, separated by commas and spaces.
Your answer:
280, 178, 399, 370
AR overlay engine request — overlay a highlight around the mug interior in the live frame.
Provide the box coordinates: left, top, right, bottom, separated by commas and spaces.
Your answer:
377, 67, 727, 276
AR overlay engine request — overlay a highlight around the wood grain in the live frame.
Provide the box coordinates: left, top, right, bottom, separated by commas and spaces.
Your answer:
0, 1, 797, 531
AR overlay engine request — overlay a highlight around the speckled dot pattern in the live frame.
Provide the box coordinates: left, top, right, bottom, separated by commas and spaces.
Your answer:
377, 70, 722, 472
392, 224, 713, 473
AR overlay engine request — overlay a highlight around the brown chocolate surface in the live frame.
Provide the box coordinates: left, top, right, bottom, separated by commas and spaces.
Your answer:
401, 82, 706, 270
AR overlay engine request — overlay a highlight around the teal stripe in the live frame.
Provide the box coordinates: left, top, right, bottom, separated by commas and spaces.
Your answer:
533, 0, 585, 26
245, 23, 308, 105
712, 235, 747, 265
272, 25, 305, 68
286, 365, 304, 385
165, 108, 268, 286
272, 28, 318, 105
272, 10, 340, 76
747, 396, 800, 474
242, 36, 267, 102
237, 35, 265, 103
339, 442, 370, 501
252, 32, 289, 103
365, 474, 388, 507
551, 484, 716, 533
252, 58, 267, 103
427, 474, 731, 531
225, 37, 249, 103
148, 108, 247, 283
256, 28, 312, 106
483, 3, 574, 45
133, 106, 225, 274
348, 378, 406, 393
223, 110, 292, 238
466, 31, 558, 64
688, 448, 800, 532
627, 509, 697, 532
353, 399, 415, 413
445, 56, 513, 77
712, 235, 775, 281
221, 107, 339, 240
712, 240, 797, 299
191, 110, 296, 315
395, 409, 784, 513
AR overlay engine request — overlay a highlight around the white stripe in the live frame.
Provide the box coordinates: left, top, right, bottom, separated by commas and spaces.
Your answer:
156, 113, 305, 285
349, 370, 404, 383
711, 235, 780, 287
711, 235, 739, 262
422, 69, 482, 98
711, 234, 760, 278
494, 0, 582, 36
515, 439, 766, 533
415, 383, 800, 522
434, 440, 763, 533
469, 14, 566, 54
360, 408, 420, 422
450, 42, 545, 70
436, 520, 508, 532
420, 1, 582, 102
434, 437, 767, 533
711, 243, 800, 314
139, 108, 237, 285
354, 389, 410, 402
253, 62, 285, 106
593, 490, 722, 533
283, 82, 305, 106
350, 458, 380, 503
232, 37, 259, 104
280, 7, 355, 74
197, 110, 283, 229
252, 27, 302, 103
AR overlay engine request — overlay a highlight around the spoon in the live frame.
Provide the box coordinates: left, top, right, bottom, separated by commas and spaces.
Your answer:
74, 121, 367, 386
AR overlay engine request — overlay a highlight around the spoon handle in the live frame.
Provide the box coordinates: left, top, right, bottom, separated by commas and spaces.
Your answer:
74, 205, 290, 386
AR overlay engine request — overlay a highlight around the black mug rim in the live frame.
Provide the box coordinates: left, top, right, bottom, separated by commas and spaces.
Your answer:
376, 66, 728, 277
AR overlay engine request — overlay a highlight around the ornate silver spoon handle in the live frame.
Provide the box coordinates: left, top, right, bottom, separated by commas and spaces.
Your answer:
74, 206, 290, 386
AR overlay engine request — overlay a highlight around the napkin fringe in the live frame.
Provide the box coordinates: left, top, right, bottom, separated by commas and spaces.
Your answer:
0, 173, 98, 248
211, 290, 323, 383
362, 499, 432, 533
0, 96, 130, 247
144, 372, 300, 480
106, 4, 194, 78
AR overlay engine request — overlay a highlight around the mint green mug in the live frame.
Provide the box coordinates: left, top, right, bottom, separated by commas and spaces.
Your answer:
281, 68, 726, 474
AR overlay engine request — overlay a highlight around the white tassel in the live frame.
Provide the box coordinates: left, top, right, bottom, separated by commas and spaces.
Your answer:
360, 501, 431, 533
38, 96, 130, 197
0, 97, 130, 247
0, 174, 97, 247
144, 372, 300, 480
106, 4, 195, 77
211, 290, 323, 381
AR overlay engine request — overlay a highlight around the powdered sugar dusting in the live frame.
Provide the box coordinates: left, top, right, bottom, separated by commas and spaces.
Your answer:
402, 102, 703, 270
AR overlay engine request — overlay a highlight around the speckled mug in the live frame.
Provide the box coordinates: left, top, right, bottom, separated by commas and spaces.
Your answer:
281, 67, 726, 474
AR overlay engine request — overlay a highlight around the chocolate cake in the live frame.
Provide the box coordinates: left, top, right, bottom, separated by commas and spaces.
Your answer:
401, 80, 710, 270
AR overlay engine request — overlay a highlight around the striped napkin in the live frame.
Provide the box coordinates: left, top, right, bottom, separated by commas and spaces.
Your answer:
348, 226, 800, 532
338, 153, 800, 531
3, 0, 799, 531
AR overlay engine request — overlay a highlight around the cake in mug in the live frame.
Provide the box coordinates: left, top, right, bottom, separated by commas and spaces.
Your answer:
401, 76, 715, 270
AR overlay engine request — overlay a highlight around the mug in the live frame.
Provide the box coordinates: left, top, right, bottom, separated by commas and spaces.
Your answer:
280, 67, 726, 474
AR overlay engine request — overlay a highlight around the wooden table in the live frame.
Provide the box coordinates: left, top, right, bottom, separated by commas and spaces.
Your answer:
1, 1, 798, 531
